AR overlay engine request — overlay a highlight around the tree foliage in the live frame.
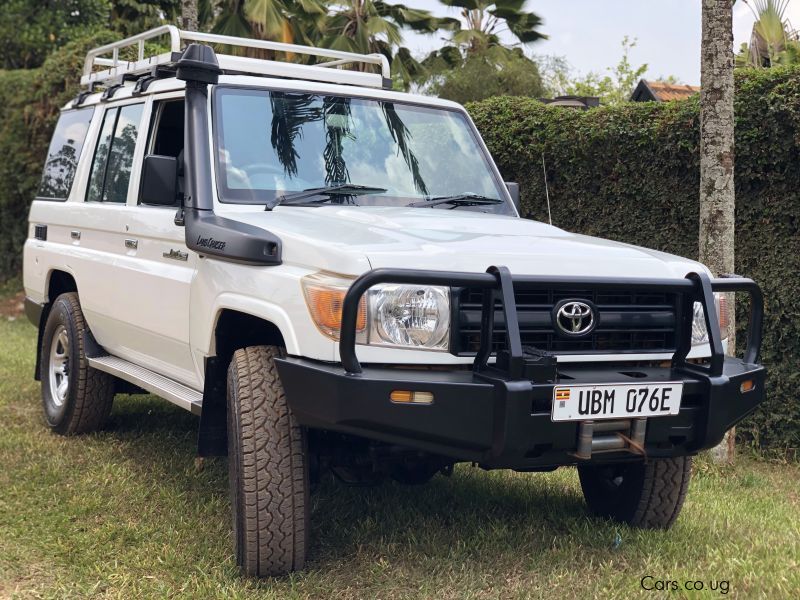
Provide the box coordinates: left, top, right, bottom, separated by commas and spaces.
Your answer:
110, 0, 182, 35
438, 0, 545, 57
421, 49, 544, 104
213, 0, 327, 51
562, 37, 648, 104
0, 0, 110, 69
737, 0, 800, 67
320, 0, 457, 88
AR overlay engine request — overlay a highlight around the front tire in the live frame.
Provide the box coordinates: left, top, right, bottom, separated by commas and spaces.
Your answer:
40, 292, 114, 435
227, 346, 309, 577
578, 457, 692, 529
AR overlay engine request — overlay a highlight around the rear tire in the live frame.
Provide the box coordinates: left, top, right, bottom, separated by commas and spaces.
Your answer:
578, 457, 692, 529
40, 292, 114, 435
227, 346, 309, 577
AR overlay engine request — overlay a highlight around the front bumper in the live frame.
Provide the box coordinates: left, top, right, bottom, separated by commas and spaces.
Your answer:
276, 265, 766, 470
276, 356, 766, 469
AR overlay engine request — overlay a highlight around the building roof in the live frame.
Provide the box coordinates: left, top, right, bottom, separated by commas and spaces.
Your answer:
630, 80, 700, 103
540, 95, 600, 110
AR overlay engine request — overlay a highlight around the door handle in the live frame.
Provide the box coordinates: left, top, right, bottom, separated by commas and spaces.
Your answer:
124, 239, 138, 250
70, 230, 81, 240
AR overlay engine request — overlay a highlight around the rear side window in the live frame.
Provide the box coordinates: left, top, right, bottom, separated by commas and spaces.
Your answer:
37, 107, 95, 200
86, 103, 144, 203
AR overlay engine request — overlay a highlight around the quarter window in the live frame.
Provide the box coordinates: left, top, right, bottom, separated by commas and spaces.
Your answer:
86, 103, 144, 203
37, 107, 95, 201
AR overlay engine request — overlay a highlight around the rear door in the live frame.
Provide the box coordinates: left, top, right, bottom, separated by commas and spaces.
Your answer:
70, 100, 148, 360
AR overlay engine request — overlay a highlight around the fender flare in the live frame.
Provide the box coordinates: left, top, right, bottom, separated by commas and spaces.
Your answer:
200, 293, 301, 357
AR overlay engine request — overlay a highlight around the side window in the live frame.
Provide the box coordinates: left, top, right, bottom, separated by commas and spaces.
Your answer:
149, 100, 184, 158
37, 107, 95, 201
139, 99, 184, 207
86, 103, 144, 203
86, 108, 117, 203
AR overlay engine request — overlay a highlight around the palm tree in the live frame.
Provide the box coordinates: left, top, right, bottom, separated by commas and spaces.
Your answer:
320, 0, 457, 87
738, 0, 799, 67
438, 0, 545, 56
700, 0, 736, 464
418, 0, 545, 91
213, 0, 328, 54
212, 0, 450, 87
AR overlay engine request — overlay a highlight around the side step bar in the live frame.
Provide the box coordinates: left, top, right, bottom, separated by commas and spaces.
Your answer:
87, 355, 203, 415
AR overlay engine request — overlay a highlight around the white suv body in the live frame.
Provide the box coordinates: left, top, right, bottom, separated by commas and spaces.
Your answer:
23, 29, 766, 577
24, 74, 719, 389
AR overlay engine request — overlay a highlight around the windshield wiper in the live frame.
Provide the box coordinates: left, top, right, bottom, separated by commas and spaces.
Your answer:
267, 184, 388, 210
406, 193, 504, 209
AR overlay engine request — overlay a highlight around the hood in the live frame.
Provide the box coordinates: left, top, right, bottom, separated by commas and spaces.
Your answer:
223, 206, 708, 279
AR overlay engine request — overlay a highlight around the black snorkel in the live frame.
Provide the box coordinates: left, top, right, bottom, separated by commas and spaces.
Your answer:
176, 43, 282, 265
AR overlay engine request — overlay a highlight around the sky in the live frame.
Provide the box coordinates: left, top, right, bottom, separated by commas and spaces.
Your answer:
400, 0, 800, 86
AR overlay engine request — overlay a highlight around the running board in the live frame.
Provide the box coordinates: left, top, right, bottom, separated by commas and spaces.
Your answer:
87, 355, 203, 415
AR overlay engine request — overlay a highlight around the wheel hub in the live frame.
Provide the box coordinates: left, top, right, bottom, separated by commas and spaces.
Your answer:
48, 325, 70, 407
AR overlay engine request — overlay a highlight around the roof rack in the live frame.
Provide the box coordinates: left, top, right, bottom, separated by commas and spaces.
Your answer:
82, 25, 392, 91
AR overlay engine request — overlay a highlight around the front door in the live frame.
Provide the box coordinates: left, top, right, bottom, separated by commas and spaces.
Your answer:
77, 97, 200, 388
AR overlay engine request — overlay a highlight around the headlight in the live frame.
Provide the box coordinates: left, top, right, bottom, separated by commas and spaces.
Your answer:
301, 273, 450, 351
370, 284, 450, 350
691, 292, 730, 346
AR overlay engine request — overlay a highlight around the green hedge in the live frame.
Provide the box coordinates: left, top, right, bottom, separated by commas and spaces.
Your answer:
469, 68, 800, 451
0, 68, 39, 279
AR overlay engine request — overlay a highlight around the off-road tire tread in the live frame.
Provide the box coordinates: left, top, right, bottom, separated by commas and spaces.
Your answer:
42, 292, 114, 435
227, 346, 308, 577
631, 456, 692, 528
579, 456, 692, 530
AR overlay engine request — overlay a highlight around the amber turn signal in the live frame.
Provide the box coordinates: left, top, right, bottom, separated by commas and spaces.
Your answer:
740, 379, 756, 393
302, 273, 367, 340
390, 390, 434, 404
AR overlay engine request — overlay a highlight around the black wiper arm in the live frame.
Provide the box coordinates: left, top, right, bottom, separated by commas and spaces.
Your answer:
267, 184, 388, 210
406, 193, 504, 208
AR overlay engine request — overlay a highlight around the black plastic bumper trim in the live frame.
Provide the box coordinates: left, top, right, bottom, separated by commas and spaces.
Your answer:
24, 297, 43, 328
276, 356, 766, 469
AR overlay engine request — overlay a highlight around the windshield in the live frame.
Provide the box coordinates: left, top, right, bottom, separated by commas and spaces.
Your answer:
213, 87, 511, 213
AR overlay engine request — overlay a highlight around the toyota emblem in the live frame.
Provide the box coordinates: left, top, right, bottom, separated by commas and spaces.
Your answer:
553, 300, 597, 337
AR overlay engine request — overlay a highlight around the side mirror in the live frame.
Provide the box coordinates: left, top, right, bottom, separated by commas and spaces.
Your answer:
140, 155, 178, 206
505, 182, 521, 213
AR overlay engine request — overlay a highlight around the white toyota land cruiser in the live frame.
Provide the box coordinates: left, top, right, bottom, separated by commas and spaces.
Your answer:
24, 27, 766, 577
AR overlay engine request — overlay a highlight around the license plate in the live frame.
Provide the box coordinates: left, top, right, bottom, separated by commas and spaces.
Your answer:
551, 382, 683, 422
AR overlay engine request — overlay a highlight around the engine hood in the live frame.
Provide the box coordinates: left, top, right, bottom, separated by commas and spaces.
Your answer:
222, 206, 708, 279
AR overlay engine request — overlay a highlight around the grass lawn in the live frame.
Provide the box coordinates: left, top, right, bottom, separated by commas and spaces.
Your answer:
0, 311, 798, 599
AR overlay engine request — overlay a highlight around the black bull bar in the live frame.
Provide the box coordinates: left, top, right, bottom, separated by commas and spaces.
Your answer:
339, 267, 763, 378
274, 267, 765, 468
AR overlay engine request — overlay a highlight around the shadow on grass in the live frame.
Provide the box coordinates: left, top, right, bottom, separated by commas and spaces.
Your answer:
100, 394, 594, 571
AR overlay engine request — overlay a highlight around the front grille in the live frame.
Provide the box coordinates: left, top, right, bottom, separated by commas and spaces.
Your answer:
453, 287, 679, 355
